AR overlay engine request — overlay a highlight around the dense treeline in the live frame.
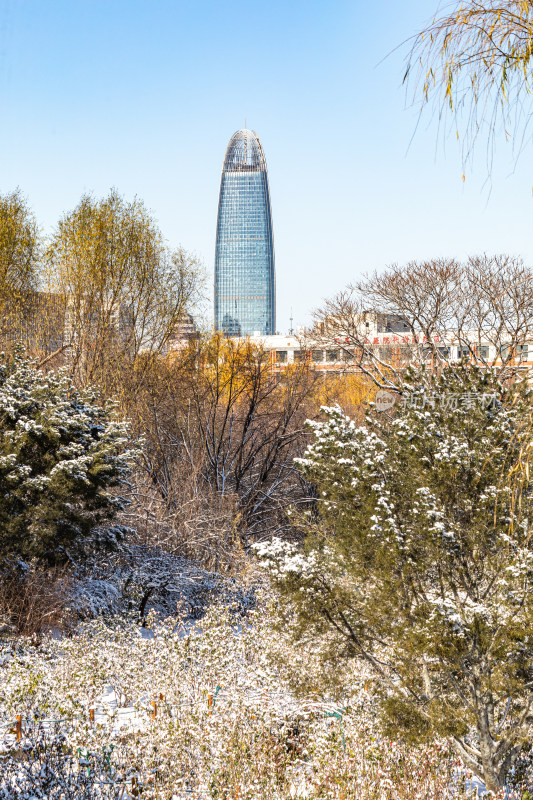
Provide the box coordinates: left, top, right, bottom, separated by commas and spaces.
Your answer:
0, 186, 373, 570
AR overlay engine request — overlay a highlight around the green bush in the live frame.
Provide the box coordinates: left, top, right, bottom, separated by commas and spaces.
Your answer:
256, 365, 533, 792
0, 351, 138, 566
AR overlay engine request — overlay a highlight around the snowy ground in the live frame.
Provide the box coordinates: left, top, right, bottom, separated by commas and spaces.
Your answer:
0, 551, 513, 799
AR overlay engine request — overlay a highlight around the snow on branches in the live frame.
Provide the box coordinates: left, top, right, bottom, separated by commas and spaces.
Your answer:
255, 364, 533, 792
0, 351, 139, 566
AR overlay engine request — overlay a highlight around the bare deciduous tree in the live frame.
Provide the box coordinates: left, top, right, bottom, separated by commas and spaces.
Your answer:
311, 255, 533, 388
122, 335, 322, 562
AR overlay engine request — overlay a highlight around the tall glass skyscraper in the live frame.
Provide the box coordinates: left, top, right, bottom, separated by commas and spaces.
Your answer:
214, 129, 275, 337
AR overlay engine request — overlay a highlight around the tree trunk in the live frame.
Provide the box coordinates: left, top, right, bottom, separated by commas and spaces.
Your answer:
452, 734, 504, 795
479, 711, 503, 793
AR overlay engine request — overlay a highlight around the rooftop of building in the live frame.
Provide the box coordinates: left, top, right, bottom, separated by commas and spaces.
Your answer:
223, 129, 267, 172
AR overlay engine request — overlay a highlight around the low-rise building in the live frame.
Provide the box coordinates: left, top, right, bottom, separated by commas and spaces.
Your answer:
239, 330, 533, 374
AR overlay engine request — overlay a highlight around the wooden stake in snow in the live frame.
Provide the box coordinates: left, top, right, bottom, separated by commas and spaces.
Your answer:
15, 715, 21, 742
89, 708, 95, 724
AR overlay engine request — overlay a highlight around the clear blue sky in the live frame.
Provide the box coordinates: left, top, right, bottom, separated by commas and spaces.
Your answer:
1, 0, 532, 332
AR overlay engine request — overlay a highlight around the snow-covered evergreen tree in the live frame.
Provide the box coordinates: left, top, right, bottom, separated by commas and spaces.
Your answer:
256, 364, 533, 792
0, 351, 137, 565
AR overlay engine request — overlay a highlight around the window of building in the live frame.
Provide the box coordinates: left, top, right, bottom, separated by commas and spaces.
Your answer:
517, 344, 529, 361
293, 350, 305, 362
312, 349, 324, 363
500, 344, 510, 362
276, 350, 287, 363
457, 346, 470, 360
438, 347, 450, 359
327, 350, 339, 362
478, 345, 489, 360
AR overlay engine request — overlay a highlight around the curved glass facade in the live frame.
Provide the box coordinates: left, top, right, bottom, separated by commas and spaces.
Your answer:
214, 129, 276, 336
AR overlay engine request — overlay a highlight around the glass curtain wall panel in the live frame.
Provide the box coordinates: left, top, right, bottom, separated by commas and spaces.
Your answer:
214, 129, 276, 336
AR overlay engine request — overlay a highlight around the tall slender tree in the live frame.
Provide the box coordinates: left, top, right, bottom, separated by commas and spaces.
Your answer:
46, 189, 202, 388
0, 189, 39, 296
0, 189, 44, 350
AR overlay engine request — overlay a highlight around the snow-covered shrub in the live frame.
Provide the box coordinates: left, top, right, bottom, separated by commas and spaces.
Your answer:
67, 545, 257, 622
256, 364, 533, 793
0, 595, 465, 799
0, 350, 138, 566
